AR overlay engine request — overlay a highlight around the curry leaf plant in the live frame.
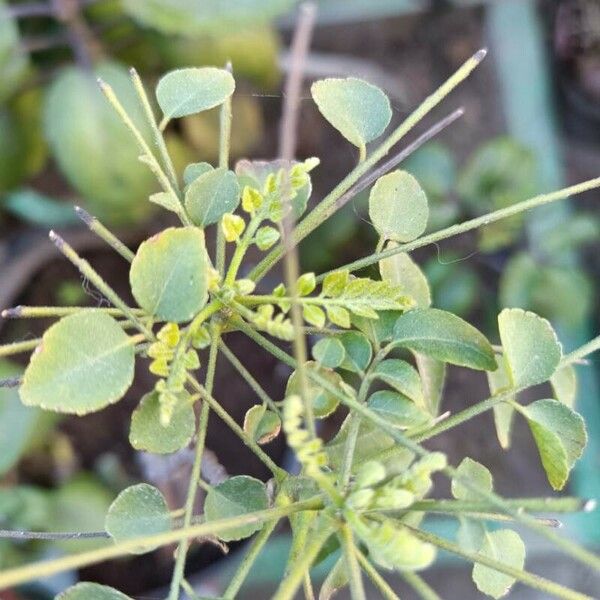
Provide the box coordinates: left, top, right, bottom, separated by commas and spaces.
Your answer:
2, 49, 600, 600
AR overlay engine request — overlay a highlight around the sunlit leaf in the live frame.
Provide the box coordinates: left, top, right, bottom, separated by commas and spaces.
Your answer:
204, 475, 268, 541
550, 364, 577, 409
20, 311, 135, 414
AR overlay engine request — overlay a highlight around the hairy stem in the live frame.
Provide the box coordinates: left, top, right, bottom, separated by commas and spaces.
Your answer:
355, 547, 401, 600
400, 571, 441, 600
340, 523, 366, 600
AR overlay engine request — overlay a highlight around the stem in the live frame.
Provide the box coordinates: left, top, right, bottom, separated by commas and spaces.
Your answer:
74, 206, 134, 262
250, 49, 487, 283
223, 518, 278, 598
169, 334, 220, 600
218, 340, 281, 415
340, 524, 366, 600
407, 526, 592, 600
0, 338, 41, 358
317, 176, 600, 281
355, 547, 401, 600
562, 334, 600, 366
130, 67, 180, 195
2, 306, 144, 319
273, 521, 337, 600
0, 499, 322, 589
0, 529, 108, 541
400, 571, 441, 600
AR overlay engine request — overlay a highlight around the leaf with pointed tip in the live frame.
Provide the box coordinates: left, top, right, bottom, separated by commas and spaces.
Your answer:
311, 78, 391, 150
369, 171, 429, 242
204, 476, 268, 541
130, 227, 209, 323
129, 391, 194, 454
57, 582, 133, 599
367, 391, 431, 430
393, 309, 496, 371
523, 398, 586, 490
20, 311, 135, 414
472, 530, 525, 599
498, 308, 561, 388
371, 359, 424, 406
380, 248, 431, 308
184, 167, 240, 226
156, 67, 235, 123
105, 484, 171, 553
312, 337, 345, 368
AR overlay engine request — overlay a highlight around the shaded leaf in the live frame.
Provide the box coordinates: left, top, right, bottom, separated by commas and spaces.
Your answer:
367, 391, 431, 430
380, 248, 431, 308
414, 353, 445, 417
183, 161, 213, 185
204, 475, 268, 541
105, 484, 170, 553
452, 457, 493, 501
319, 556, 349, 600
369, 171, 429, 242
550, 365, 577, 409
393, 309, 497, 371
20, 311, 135, 414
498, 308, 561, 388
130, 227, 209, 323
487, 354, 515, 449
311, 78, 391, 150
371, 359, 424, 406
312, 337, 346, 368
338, 331, 372, 373
129, 391, 195, 454
57, 582, 133, 599
286, 361, 344, 418
243, 404, 281, 444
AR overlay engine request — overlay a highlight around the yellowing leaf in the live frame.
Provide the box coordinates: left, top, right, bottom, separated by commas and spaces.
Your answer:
243, 404, 281, 445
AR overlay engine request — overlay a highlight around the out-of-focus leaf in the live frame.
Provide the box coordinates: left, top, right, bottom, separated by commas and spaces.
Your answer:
3, 189, 77, 227
550, 365, 577, 409
0, 0, 30, 102
286, 361, 344, 418
58, 582, 133, 599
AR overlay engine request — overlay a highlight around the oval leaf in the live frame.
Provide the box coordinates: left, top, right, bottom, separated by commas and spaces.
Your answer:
58, 582, 133, 599
487, 354, 516, 450
414, 353, 446, 417
312, 337, 345, 368
380, 248, 431, 308
338, 331, 372, 373
523, 398, 587, 491
498, 308, 561, 388
184, 166, 240, 226
452, 457, 493, 501
243, 404, 281, 445
204, 475, 268, 541
286, 361, 344, 418
371, 359, 424, 407
105, 483, 171, 553
550, 365, 577, 409
130, 227, 209, 323
392, 309, 497, 371
472, 530, 525, 599
311, 77, 391, 149
367, 390, 431, 430
369, 171, 429, 242
156, 67, 235, 123
20, 311, 135, 414
129, 391, 195, 454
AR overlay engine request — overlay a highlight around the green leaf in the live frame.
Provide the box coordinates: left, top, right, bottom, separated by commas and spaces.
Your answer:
105, 484, 170, 553
311, 78, 391, 150
522, 398, 587, 491
322, 270, 349, 298
286, 361, 343, 418
129, 391, 195, 454
130, 227, 209, 323
243, 404, 281, 445
487, 354, 516, 450
255, 226, 280, 250
498, 308, 561, 388
303, 304, 326, 329
414, 353, 445, 417
156, 67, 235, 123
452, 457, 493, 501
312, 338, 346, 368
0, 0, 29, 103
367, 391, 431, 430
44, 63, 155, 225
380, 248, 431, 308
204, 475, 268, 541
326, 306, 351, 329
338, 331, 372, 373
371, 359, 424, 406
457, 517, 486, 553
183, 161, 213, 185
369, 171, 429, 242
3, 189, 77, 228
297, 273, 316, 296
57, 582, 133, 599
393, 309, 497, 371
351, 311, 403, 345
20, 311, 135, 414
184, 166, 240, 226
472, 530, 526, 599
319, 556, 349, 600
550, 364, 577, 409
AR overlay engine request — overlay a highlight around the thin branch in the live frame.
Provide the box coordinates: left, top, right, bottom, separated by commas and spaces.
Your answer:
0, 338, 41, 358
0, 529, 108, 541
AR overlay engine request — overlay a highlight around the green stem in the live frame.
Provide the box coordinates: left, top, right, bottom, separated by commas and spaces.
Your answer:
0, 499, 323, 589
0, 338, 41, 358
317, 176, 600, 281
407, 526, 592, 600
562, 333, 600, 366
400, 571, 441, 600
340, 524, 366, 600
355, 547, 401, 600
216, 77, 232, 275
1, 305, 145, 320
180, 579, 200, 600
168, 334, 220, 600
130, 67, 180, 195
273, 521, 337, 600
48, 231, 154, 339
408, 497, 592, 515
218, 340, 281, 415
250, 49, 487, 283
223, 518, 278, 599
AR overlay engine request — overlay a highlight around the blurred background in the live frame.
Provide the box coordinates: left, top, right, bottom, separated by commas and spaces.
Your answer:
0, 0, 599, 598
